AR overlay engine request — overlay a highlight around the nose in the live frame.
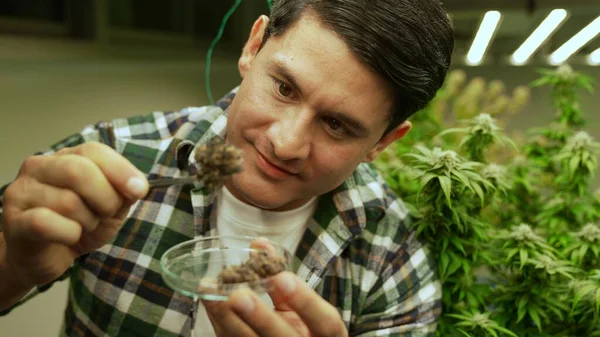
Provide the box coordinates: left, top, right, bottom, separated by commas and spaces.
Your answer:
266, 107, 311, 161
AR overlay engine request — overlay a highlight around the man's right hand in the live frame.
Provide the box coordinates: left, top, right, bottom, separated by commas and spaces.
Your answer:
1, 141, 149, 289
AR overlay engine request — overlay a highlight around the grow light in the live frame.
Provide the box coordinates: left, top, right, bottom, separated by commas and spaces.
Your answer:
549, 15, 600, 65
466, 11, 502, 66
510, 9, 568, 66
587, 47, 600, 65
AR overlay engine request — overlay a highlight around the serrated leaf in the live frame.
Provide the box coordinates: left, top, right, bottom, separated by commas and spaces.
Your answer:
506, 248, 520, 262
453, 171, 475, 193
529, 307, 542, 332
579, 244, 590, 264
486, 328, 499, 337
592, 245, 599, 257
471, 182, 485, 206
440, 253, 449, 279
450, 236, 467, 256
448, 257, 462, 277
517, 296, 528, 315
456, 328, 472, 337
420, 173, 438, 187
517, 300, 527, 323
568, 155, 580, 178
438, 175, 452, 207
519, 249, 529, 269
495, 326, 519, 337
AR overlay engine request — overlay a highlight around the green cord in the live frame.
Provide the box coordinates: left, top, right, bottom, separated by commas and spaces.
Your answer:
205, 0, 273, 104
205, 0, 243, 105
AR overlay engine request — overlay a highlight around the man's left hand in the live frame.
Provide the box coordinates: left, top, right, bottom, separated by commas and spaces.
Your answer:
203, 271, 348, 337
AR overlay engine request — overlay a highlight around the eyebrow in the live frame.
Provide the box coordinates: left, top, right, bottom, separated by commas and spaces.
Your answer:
267, 59, 370, 136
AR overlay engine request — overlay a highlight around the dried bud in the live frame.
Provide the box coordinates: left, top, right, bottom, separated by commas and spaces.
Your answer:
194, 138, 243, 190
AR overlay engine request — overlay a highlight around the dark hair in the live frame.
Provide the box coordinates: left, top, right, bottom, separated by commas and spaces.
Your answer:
260, 0, 454, 136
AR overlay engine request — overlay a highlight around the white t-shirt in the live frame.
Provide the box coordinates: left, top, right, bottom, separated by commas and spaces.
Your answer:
193, 186, 317, 337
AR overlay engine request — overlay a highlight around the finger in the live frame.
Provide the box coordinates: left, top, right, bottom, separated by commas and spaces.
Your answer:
56, 142, 149, 200
12, 207, 82, 246
270, 272, 346, 337
114, 199, 137, 220
21, 154, 123, 218
249, 237, 278, 257
228, 289, 299, 337
8, 178, 100, 232
202, 299, 259, 337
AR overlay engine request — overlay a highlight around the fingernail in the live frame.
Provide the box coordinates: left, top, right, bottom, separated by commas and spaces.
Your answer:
277, 273, 296, 295
232, 294, 255, 314
126, 177, 147, 197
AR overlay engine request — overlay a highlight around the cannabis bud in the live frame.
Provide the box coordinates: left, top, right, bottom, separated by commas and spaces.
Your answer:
194, 138, 244, 190
435, 149, 460, 171
472, 113, 497, 134
573, 223, 600, 242
556, 64, 574, 80
509, 223, 543, 242
568, 131, 595, 149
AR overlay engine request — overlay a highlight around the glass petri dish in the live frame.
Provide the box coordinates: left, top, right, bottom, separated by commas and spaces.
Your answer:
159, 235, 293, 301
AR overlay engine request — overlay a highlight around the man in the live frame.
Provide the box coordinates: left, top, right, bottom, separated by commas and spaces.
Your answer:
0, 0, 454, 336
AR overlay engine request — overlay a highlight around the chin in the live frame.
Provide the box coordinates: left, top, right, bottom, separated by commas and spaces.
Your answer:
227, 175, 288, 210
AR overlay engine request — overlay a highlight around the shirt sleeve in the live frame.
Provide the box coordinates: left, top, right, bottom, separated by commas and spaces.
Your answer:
350, 232, 442, 337
0, 122, 111, 316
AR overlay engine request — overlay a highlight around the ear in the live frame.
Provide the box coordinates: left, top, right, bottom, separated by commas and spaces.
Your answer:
364, 121, 412, 162
238, 15, 270, 79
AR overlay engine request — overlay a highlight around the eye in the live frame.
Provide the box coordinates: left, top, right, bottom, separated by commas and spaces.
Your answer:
323, 117, 352, 137
326, 118, 342, 131
272, 78, 294, 99
277, 82, 293, 97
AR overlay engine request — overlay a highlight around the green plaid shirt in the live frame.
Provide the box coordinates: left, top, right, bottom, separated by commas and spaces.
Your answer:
0, 87, 441, 336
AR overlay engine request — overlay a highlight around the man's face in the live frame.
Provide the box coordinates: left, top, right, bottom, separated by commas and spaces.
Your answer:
224, 13, 409, 211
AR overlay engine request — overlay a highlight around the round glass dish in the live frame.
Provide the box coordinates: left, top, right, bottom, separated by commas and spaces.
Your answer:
160, 235, 293, 301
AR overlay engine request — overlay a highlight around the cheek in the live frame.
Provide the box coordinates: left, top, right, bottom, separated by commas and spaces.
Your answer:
312, 146, 366, 181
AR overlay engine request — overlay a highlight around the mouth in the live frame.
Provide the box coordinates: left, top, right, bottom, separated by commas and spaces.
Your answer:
255, 151, 297, 179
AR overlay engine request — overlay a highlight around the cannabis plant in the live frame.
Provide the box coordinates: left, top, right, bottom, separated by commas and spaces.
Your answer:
374, 64, 599, 337
437, 113, 516, 163
400, 145, 498, 337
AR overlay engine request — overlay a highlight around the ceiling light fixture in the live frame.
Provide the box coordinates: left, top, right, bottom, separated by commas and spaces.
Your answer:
510, 9, 568, 65
549, 15, 600, 65
587, 47, 600, 65
466, 11, 502, 66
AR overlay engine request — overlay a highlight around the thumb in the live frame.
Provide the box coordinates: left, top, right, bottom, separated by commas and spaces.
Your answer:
249, 238, 293, 310
269, 272, 297, 311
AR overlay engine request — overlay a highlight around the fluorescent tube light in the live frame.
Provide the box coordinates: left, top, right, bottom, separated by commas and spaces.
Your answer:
549, 15, 600, 65
466, 11, 502, 66
510, 9, 568, 65
587, 47, 600, 65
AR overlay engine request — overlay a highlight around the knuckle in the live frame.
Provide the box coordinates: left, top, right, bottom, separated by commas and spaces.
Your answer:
100, 197, 122, 218
19, 155, 42, 175
3, 181, 20, 204
63, 156, 94, 185
57, 191, 82, 216
3, 177, 32, 207
28, 208, 51, 237
82, 141, 110, 156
